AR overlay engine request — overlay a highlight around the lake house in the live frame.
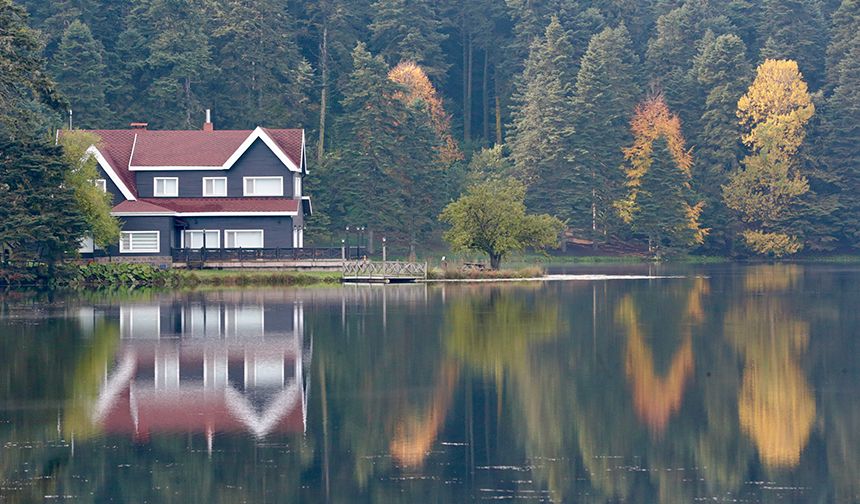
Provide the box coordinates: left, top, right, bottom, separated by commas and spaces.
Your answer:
72, 111, 311, 262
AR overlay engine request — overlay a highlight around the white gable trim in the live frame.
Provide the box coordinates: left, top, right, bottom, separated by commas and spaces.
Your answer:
111, 210, 299, 217
88, 146, 137, 201
128, 127, 301, 173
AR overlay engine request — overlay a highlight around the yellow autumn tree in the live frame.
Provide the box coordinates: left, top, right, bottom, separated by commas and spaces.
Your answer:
388, 61, 463, 164
723, 59, 814, 257
616, 94, 706, 253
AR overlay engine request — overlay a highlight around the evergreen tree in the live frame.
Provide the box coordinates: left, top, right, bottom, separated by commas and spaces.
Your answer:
692, 33, 753, 251
369, 0, 448, 80
210, 0, 313, 128
617, 95, 705, 255
758, 0, 827, 88
51, 20, 107, 129
121, 0, 214, 128
821, 1, 860, 246
508, 17, 581, 224
0, 133, 87, 280
331, 44, 442, 249
0, 0, 62, 133
571, 24, 642, 246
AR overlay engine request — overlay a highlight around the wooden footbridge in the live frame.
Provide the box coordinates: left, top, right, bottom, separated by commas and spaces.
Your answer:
342, 260, 428, 283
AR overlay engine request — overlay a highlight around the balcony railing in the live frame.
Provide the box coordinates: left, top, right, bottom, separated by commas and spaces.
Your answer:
171, 247, 366, 263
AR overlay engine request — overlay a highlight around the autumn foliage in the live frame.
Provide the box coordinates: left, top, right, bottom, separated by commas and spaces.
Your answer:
617, 94, 706, 249
388, 61, 463, 164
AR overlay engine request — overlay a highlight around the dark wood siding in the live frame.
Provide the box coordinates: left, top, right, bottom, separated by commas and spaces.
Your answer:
94, 163, 126, 205
178, 216, 296, 248
98, 216, 175, 256
134, 139, 296, 198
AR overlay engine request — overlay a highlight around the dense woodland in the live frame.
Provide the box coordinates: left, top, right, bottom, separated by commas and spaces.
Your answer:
2, 0, 860, 257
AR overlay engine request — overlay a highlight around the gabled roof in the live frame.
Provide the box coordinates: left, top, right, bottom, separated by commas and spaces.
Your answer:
66, 127, 305, 200
112, 197, 300, 216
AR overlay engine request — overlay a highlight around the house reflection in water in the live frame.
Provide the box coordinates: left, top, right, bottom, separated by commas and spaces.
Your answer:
92, 296, 310, 445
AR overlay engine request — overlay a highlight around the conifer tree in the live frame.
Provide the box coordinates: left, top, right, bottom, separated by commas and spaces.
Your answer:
692, 33, 753, 251
508, 17, 580, 224
759, 0, 827, 88
571, 24, 642, 246
211, 0, 313, 128
821, 0, 860, 245
723, 59, 814, 256
122, 0, 214, 128
617, 95, 705, 254
0, 134, 87, 279
369, 0, 448, 80
51, 20, 107, 129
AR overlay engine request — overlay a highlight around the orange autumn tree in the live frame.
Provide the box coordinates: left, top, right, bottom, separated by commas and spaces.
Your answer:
388, 61, 463, 164
616, 95, 706, 254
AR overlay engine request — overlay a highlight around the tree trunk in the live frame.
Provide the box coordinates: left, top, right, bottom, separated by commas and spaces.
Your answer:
317, 23, 328, 164
462, 14, 469, 144
489, 253, 502, 270
465, 33, 473, 144
494, 83, 503, 145
482, 49, 489, 145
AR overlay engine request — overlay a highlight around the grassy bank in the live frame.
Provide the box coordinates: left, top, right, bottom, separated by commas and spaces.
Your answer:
427, 266, 544, 280
70, 263, 341, 288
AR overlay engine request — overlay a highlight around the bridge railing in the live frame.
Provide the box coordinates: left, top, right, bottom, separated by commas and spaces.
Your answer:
172, 247, 359, 263
342, 260, 427, 280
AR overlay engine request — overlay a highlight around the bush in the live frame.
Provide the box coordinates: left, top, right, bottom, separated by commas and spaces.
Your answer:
71, 262, 179, 288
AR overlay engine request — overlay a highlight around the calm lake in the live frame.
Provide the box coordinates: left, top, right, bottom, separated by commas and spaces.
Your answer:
1, 264, 858, 502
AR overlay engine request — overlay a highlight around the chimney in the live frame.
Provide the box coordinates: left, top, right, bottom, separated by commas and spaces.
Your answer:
130, 122, 148, 130
203, 109, 214, 132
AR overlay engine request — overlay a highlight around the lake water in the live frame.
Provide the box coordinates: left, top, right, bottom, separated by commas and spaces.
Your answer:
1, 264, 858, 502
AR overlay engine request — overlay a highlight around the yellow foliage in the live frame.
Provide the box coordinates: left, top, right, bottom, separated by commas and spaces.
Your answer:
389, 61, 463, 164
741, 230, 804, 257
738, 59, 815, 162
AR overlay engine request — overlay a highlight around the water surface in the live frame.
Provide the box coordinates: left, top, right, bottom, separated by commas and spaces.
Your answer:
1, 264, 858, 502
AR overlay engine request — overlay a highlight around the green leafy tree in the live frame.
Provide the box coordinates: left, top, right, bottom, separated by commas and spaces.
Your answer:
692, 33, 753, 251
439, 178, 564, 269
51, 20, 107, 129
508, 17, 581, 224
58, 131, 120, 248
0, 134, 87, 281
723, 59, 814, 256
571, 24, 642, 246
369, 0, 448, 80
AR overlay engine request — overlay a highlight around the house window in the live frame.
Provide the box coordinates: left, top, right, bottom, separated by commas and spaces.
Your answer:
203, 177, 227, 197
120, 231, 160, 253
94, 179, 107, 192
182, 230, 220, 249
225, 230, 264, 248
154, 177, 178, 197
79, 236, 95, 253
293, 176, 302, 197
243, 176, 283, 196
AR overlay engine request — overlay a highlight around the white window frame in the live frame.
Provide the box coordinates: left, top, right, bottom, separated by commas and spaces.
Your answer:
181, 229, 221, 249
243, 176, 283, 197
119, 231, 160, 253
94, 179, 107, 192
224, 229, 264, 249
153, 177, 179, 197
202, 177, 227, 197
293, 175, 302, 197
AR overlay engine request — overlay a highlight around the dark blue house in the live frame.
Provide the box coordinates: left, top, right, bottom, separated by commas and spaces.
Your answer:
73, 113, 311, 261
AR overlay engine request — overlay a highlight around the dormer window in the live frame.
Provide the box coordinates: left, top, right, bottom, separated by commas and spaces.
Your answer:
243, 176, 283, 197
154, 177, 178, 197
203, 177, 227, 197
94, 179, 107, 192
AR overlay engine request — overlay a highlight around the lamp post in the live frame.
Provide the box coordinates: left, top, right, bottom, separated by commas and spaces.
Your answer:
341, 238, 346, 261
345, 226, 351, 259
382, 237, 387, 263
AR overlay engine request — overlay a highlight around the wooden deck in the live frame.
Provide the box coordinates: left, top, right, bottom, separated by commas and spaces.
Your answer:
342, 260, 428, 283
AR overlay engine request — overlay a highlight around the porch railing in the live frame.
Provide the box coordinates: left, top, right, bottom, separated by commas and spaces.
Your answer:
171, 247, 365, 263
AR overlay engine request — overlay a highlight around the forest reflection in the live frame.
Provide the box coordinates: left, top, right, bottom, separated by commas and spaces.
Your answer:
1, 266, 858, 502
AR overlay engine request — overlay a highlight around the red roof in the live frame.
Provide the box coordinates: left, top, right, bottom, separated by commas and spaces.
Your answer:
113, 198, 300, 215
67, 128, 304, 197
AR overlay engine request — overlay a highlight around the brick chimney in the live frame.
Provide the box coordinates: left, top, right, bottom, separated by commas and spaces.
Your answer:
130, 122, 148, 130
203, 109, 214, 132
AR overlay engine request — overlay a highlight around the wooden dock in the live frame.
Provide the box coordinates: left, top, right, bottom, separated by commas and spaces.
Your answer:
342, 260, 428, 283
